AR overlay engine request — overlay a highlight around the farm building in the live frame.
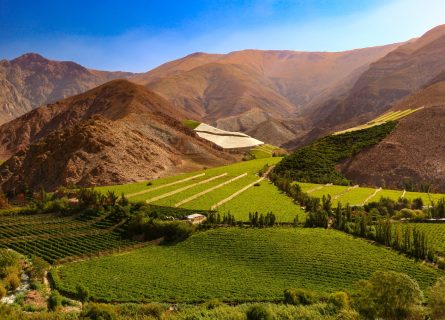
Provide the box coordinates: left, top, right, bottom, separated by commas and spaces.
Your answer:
194, 123, 263, 149
186, 214, 207, 224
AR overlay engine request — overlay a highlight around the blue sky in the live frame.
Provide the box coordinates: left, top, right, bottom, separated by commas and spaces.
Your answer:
1, 0, 444, 72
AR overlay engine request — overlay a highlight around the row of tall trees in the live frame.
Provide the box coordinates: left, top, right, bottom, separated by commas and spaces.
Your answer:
270, 174, 437, 262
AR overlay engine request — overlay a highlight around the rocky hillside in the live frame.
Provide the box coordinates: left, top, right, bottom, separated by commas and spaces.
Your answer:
340, 79, 445, 192
0, 80, 235, 193
132, 45, 399, 146
294, 24, 445, 148
0, 53, 133, 124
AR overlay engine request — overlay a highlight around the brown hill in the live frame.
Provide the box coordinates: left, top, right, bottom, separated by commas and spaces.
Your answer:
132, 45, 399, 146
305, 24, 445, 139
0, 80, 235, 193
339, 80, 445, 192
0, 53, 133, 124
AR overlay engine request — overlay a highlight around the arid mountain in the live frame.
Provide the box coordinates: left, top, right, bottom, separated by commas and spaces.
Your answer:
0, 53, 133, 124
340, 79, 445, 192
302, 24, 445, 142
0, 80, 235, 193
132, 45, 400, 145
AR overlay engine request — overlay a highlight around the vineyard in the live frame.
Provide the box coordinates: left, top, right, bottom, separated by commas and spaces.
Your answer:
0, 212, 138, 264
250, 144, 280, 159
97, 158, 303, 222
396, 223, 445, 256
298, 182, 445, 207
333, 107, 423, 135
53, 228, 441, 303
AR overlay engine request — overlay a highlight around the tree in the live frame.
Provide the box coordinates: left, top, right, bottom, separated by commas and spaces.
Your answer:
354, 271, 423, 320
0, 283, 6, 299
76, 284, 90, 307
428, 277, 445, 319
47, 290, 62, 311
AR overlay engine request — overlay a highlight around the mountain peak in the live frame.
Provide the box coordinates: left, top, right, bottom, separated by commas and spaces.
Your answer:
11, 52, 49, 64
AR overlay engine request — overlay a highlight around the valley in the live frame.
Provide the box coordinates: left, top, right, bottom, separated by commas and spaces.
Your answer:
1, 13, 445, 320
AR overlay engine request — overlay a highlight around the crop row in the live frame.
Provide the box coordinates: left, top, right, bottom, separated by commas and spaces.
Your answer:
297, 182, 445, 207
1, 232, 136, 264
54, 228, 441, 303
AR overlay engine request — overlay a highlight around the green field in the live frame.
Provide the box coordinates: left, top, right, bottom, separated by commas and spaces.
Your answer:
182, 119, 201, 129
97, 158, 302, 222
53, 228, 441, 303
397, 223, 445, 256
0, 212, 138, 264
250, 144, 279, 159
334, 108, 423, 135
297, 182, 445, 207
217, 180, 306, 223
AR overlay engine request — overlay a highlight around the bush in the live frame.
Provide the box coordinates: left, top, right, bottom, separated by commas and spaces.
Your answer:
136, 303, 165, 319
204, 298, 224, 310
428, 277, 445, 319
47, 290, 62, 311
76, 284, 90, 305
284, 288, 316, 306
246, 304, 274, 320
4, 272, 20, 291
329, 291, 350, 310
0, 283, 6, 299
354, 271, 423, 320
81, 303, 116, 320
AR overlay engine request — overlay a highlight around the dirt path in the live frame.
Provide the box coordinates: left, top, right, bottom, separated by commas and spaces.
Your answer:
127, 173, 206, 198
362, 187, 382, 205
333, 185, 359, 201
210, 166, 275, 210
401, 189, 406, 199
174, 173, 247, 207
307, 183, 332, 194
146, 173, 228, 204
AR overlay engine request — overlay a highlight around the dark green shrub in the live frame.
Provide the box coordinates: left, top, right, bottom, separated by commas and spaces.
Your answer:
246, 304, 274, 320
328, 291, 350, 309
81, 303, 116, 320
47, 290, 62, 311
284, 288, 316, 305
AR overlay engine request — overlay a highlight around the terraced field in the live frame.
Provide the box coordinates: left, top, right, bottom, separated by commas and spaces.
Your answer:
0, 212, 138, 264
97, 158, 303, 222
53, 228, 441, 303
250, 144, 279, 159
334, 107, 423, 135
297, 182, 445, 207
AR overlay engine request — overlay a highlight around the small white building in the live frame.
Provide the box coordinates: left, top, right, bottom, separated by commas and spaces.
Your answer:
186, 213, 207, 225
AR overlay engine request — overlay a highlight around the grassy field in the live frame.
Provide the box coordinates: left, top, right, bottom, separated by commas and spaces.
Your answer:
53, 227, 441, 303
297, 182, 445, 207
182, 119, 201, 129
217, 180, 306, 223
97, 158, 302, 222
250, 144, 279, 159
333, 108, 423, 135
0, 212, 138, 264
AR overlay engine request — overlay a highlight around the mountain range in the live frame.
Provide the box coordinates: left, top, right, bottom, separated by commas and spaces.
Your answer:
1, 24, 445, 192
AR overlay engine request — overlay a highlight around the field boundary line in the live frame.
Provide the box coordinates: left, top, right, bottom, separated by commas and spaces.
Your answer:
210, 177, 264, 210
54, 237, 164, 265
362, 187, 382, 205
174, 173, 248, 207
210, 166, 275, 210
333, 185, 359, 200
127, 173, 206, 198
146, 173, 228, 204
307, 183, 332, 194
